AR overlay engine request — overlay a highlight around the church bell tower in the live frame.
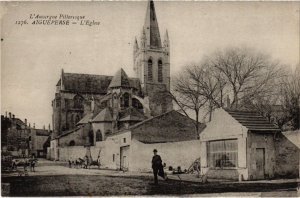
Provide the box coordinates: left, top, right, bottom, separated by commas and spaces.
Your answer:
133, 0, 172, 116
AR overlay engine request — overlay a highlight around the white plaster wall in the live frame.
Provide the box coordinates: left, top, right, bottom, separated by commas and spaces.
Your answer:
199, 108, 248, 180
200, 108, 248, 141
95, 131, 131, 170
130, 139, 201, 172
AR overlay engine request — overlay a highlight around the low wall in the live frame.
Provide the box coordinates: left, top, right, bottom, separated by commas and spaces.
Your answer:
275, 131, 299, 178
130, 139, 201, 172
58, 146, 102, 161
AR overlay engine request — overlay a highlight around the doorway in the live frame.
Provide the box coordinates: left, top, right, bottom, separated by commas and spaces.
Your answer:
255, 148, 265, 179
120, 146, 130, 171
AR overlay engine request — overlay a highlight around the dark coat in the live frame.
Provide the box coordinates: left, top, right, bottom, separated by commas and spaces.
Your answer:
152, 155, 162, 169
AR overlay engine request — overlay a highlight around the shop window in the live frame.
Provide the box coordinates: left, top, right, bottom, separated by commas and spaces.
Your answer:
208, 139, 238, 168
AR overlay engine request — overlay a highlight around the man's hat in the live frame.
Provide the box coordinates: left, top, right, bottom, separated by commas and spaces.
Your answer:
153, 149, 157, 152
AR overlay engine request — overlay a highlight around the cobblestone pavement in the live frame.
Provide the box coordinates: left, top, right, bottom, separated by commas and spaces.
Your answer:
1, 159, 299, 196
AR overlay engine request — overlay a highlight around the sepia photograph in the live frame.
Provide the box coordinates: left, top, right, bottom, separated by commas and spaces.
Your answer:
1, 1, 299, 196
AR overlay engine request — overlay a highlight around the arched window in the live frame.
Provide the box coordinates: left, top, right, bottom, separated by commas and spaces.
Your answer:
158, 60, 163, 82
148, 59, 153, 81
96, 130, 103, 142
123, 93, 130, 108
69, 140, 75, 146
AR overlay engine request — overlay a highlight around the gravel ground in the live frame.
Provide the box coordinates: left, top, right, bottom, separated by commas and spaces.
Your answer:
1, 159, 299, 196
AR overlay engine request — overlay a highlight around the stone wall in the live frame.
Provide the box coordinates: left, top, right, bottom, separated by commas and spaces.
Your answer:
58, 125, 90, 147
247, 132, 276, 180
274, 132, 299, 178
58, 146, 101, 161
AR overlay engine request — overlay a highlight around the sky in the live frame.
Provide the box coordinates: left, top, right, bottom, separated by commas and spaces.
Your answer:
1, 1, 299, 128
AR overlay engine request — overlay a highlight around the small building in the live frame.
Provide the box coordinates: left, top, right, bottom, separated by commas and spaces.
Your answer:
200, 108, 299, 181
29, 128, 51, 158
96, 110, 205, 172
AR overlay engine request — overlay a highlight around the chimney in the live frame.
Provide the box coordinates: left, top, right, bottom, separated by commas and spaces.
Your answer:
9, 112, 11, 119
48, 124, 51, 132
33, 123, 35, 129
25, 119, 27, 126
226, 95, 231, 109
12, 114, 15, 119
43, 125, 45, 130
5, 111, 7, 118
29, 123, 31, 128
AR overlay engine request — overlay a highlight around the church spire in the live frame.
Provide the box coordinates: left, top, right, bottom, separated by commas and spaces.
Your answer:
144, 0, 162, 48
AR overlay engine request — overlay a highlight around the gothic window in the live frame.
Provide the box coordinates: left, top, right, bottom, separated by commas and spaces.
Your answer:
123, 93, 130, 108
158, 59, 163, 82
69, 140, 75, 146
148, 59, 153, 81
73, 95, 83, 109
96, 130, 103, 142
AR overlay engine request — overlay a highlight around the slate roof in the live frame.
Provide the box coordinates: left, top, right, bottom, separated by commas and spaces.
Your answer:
119, 107, 146, 122
58, 72, 141, 94
92, 107, 113, 122
226, 109, 280, 132
63, 73, 113, 94
109, 68, 131, 88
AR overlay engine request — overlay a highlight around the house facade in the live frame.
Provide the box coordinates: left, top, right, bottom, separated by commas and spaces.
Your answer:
200, 108, 299, 181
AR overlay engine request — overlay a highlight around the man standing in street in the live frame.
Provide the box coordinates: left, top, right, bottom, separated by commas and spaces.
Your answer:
152, 149, 162, 185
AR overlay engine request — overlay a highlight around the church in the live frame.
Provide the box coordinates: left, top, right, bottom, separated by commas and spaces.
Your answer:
50, 0, 204, 171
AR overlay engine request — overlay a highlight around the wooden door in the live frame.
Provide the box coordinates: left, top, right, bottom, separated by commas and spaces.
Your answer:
256, 148, 265, 179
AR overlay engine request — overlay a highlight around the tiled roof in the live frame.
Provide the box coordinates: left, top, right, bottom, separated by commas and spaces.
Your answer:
59, 72, 141, 94
128, 110, 206, 143
92, 107, 113, 122
226, 109, 280, 132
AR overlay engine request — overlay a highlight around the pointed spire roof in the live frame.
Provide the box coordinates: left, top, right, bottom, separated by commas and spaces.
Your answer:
108, 68, 131, 88
144, 0, 162, 48
164, 30, 169, 41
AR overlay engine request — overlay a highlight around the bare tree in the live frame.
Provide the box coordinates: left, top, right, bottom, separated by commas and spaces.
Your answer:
172, 63, 221, 136
278, 65, 300, 129
209, 47, 283, 109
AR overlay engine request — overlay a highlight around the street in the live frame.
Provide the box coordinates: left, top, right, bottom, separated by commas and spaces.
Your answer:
1, 159, 299, 196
